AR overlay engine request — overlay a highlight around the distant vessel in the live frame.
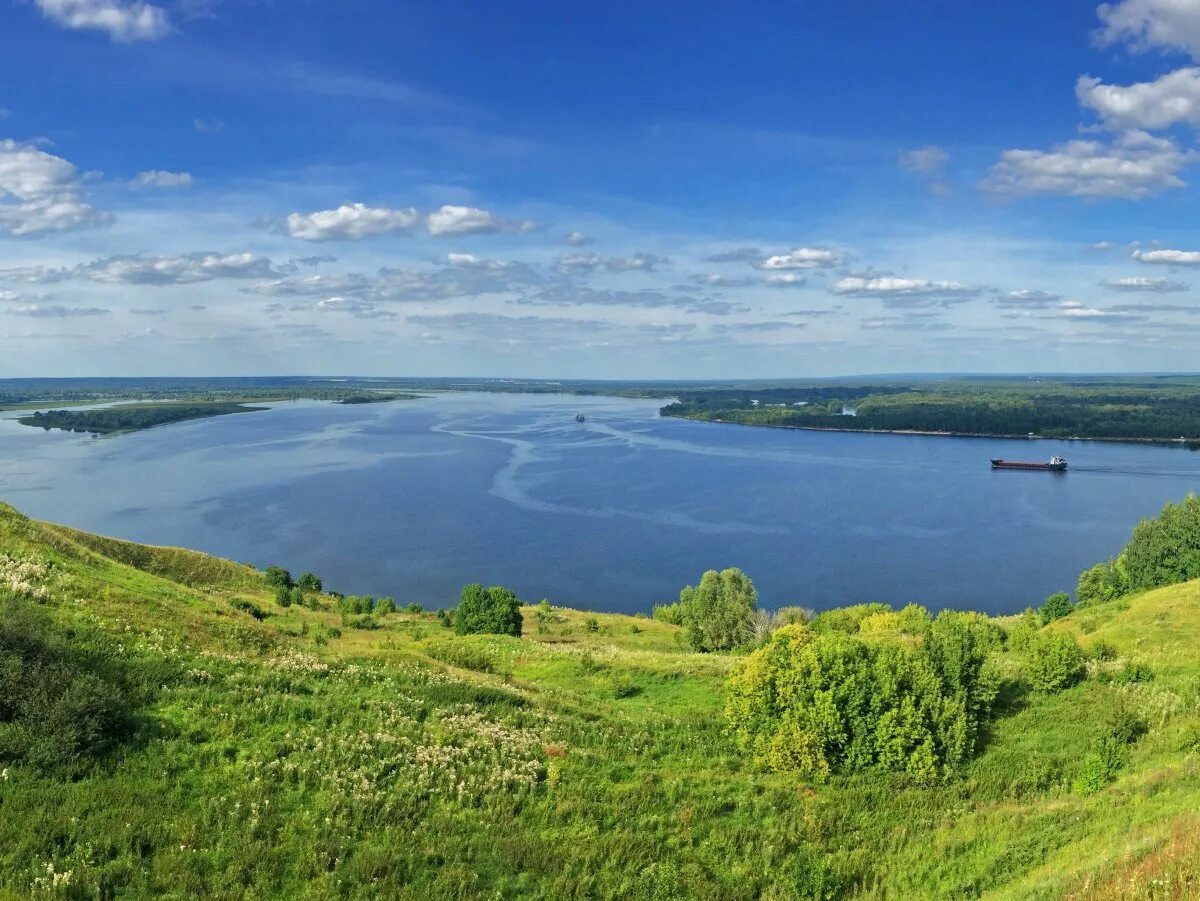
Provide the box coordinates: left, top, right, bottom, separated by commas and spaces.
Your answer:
991, 455, 1067, 472
575, 414, 586, 423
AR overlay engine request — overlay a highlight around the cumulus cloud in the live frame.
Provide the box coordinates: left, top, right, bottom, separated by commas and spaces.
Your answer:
0, 139, 110, 236
1100, 275, 1188, 291
34, 0, 171, 41
285, 203, 421, 241
899, 145, 950, 174
556, 252, 601, 272
129, 169, 193, 189
1096, 0, 1200, 59
981, 130, 1192, 199
691, 273, 753, 288
79, 252, 287, 284
604, 253, 668, 272
426, 204, 502, 236
314, 296, 397, 320
1133, 248, 1200, 265
564, 230, 591, 246
1057, 300, 1144, 320
0, 265, 74, 283
1078, 68, 1200, 131
832, 277, 979, 301
759, 248, 843, 270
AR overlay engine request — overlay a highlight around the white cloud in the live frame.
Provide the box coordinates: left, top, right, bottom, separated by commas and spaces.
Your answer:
564, 230, 591, 246
557, 252, 601, 272
82, 252, 286, 284
759, 248, 842, 270
981, 130, 1191, 199
130, 170, 193, 189
1100, 275, 1188, 291
426, 204, 499, 236
1134, 248, 1200, 265
0, 139, 109, 236
832, 277, 979, 299
604, 253, 667, 272
7, 303, 109, 317
193, 118, 224, 134
1058, 300, 1141, 319
1096, 0, 1200, 59
993, 289, 1065, 309
1078, 68, 1200, 130
764, 273, 807, 287
285, 203, 420, 241
899, 145, 950, 174
34, 0, 171, 41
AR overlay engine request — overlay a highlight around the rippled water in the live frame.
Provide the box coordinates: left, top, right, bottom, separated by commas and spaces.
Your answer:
4, 391, 1199, 614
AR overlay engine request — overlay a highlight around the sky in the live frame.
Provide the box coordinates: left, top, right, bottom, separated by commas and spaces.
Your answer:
6, 1, 1200, 378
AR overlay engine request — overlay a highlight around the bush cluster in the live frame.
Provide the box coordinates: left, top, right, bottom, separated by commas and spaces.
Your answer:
725, 612, 999, 781
455, 584, 523, 637
678, 568, 757, 651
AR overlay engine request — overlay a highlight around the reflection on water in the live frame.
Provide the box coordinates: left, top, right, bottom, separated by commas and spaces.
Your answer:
3, 392, 1199, 614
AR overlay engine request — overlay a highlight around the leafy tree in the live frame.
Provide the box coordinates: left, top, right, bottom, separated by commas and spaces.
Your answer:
1123, 495, 1200, 591
405, 602, 423, 614
275, 585, 292, 607
436, 608, 454, 629
1040, 592, 1074, 624
375, 597, 396, 616
455, 584, 523, 637
1076, 558, 1129, 607
264, 566, 293, 590
810, 603, 890, 634
651, 602, 683, 625
679, 568, 757, 651
297, 572, 322, 592
1023, 633, 1084, 693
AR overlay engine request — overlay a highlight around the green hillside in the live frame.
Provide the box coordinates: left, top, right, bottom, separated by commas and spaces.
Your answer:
1, 501, 1198, 899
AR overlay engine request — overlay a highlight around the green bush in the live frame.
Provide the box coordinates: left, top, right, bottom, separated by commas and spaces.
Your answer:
679, 567, 757, 651
584, 617, 600, 633
1072, 736, 1128, 795
0, 600, 134, 774
1040, 592, 1073, 624
275, 585, 292, 608
725, 620, 998, 781
1023, 633, 1083, 692
229, 598, 267, 620
405, 602, 423, 614
651, 602, 683, 625
455, 584, 522, 637
426, 640, 498, 674
809, 603, 891, 635
1076, 559, 1128, 607
375, 597, 396, 616
1123, 494, 1200, 591
264, 565, 293, 589
297, 572, 322, 592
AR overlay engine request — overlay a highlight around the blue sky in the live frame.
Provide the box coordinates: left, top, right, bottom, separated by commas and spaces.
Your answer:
5, 0, 1200, 377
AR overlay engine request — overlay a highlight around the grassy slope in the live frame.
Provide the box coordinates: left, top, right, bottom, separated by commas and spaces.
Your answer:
0, 503, 1198, 899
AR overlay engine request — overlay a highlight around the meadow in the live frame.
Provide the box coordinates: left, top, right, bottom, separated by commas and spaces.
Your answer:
1, 501, 1198, 898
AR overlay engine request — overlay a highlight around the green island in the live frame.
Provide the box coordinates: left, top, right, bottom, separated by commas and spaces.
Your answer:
2, 495, 1200, 898
13, 391, 417, 435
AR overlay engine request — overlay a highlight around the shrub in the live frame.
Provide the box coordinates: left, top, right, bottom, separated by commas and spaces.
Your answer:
264, 566, 293, 589
230, 598, 267, 620
437, 608, 454, 628
405, 602, 423, 614
275, 585, 292, 608
809, 603, 890, 635
0, 600, 134, 774
375, 597, 396, 616
1073, 736, 1128, 795
1040, 592, 1073, 624
1023, 633, 1083, 692
679, 567, 757, 651
426, 640, 498, 673
455, 584, 522, 637
1076, 559, 1128, 607
652, 602, 683, 625
584, 617, 600, 633
725, 622, 998, 781
297, 572, 322, 592
342, 614, 381, 630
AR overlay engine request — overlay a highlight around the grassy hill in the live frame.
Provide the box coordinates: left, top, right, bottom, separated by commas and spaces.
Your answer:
1, 502, 1198, 899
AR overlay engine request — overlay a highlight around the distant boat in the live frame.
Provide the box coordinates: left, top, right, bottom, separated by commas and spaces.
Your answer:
991, 455, 1068, 472
575, 414, 586, 423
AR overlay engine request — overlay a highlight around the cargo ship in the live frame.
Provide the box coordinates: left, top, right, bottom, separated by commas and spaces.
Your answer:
990, 455, 1067, 472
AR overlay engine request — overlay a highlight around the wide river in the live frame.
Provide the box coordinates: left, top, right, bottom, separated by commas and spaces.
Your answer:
3, 391, 1199, 614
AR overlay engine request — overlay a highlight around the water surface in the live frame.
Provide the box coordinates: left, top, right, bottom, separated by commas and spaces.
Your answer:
3, 392, 1197, 614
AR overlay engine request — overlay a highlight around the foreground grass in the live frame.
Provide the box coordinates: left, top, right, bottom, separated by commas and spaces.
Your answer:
1, 503, 1198, 898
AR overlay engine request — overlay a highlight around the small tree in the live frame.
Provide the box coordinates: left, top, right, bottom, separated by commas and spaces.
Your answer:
1024, 633, 1084, 692
297, 572, 322, 593
275, 585, 292, 608
375, 597, 396, 616
455, 584, 523, 637
1040, 592, 1074, 624
679, 567, 757, 651
264, 566, 293, 590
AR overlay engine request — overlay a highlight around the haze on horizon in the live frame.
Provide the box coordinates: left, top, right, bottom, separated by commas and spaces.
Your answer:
5, 0, 1200, 379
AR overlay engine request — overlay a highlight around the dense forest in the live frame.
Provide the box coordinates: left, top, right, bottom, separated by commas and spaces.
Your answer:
662, 381, 1200, 442
17, 403, 267, 434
